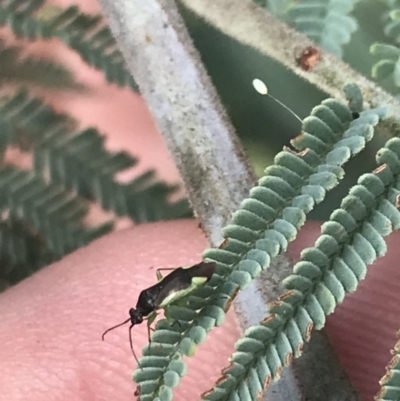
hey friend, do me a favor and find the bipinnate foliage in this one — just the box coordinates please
[2,165,115,251]
[0,0,138,90]
[0,166,113,285]
[371,0,400,89]
[0,39,81,89]
[0,1,192,288]
[0,89,191,223]
[261,0,359,58]
[132,84,387,401]
[376,330,400,401]
[205,139,400,401]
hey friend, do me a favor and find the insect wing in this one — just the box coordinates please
[155,262,216,308]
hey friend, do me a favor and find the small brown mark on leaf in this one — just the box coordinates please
[279,290,296,301]
[222,362,235,375]
[379,368,394,386]
[373,163,387,174]
[223,286,240,312]
[393,332,400,351]
[296,46,320,71]
[267,300,283,311]
[285,352,293,365]
[215,374,230,386]
[274,365,282,379]
[291,131,305,146]
[305,322,313,340]
[388,354,400,369]
[297,342,304,355]
[395,194,400,208]
[261,314,277,325]
[219,238,229,249]
[283,146,309,157]
[263,374,272,389]
[134,385,141,398]
[201,388,215,398]
[375,387,386,399]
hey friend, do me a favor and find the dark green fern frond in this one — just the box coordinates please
[287,0,359,58]
[370,43,400,87]
[370,1,400,88]
[0,39,82,89]
[0,90,191,222]
[0,166,113,258]
[132,84,386,401]
[0,0,138,90]
[0,217,52,289]
[381,0,400,42]
[204,136,400,401]
[376,330,400,401]
[256,0,359,57]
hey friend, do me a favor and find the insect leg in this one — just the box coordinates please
[146,311,158,344]
[156,267,176,281]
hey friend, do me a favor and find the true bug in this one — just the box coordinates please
[102,261,216,364]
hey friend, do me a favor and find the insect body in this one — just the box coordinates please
[102,261,216,364]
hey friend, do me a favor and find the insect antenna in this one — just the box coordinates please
[129,324,141,368]
[102,318,142,368]
[101,317,131,340]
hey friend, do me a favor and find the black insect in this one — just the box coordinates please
[102,261,216,364]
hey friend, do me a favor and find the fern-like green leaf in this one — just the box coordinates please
[203,135,400,401]
[382,1,400,42]
[0,39,82,89]
[255,0,359,56]
[376,330,400,401]
[287,0,359,57]
[0,165,113,258]
[371,43,400,86]
[370,1,400,88]
[133,84,386,401]
[0,0,138,90]
[0,90,191,223]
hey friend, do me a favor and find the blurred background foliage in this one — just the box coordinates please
[0,0,191,289]
[0,0,397,288]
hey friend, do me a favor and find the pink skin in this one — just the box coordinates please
[2,1,400,398]
[0,221,241,401]
[1,220,400,401]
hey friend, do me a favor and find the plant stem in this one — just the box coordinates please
[97,0,256,247]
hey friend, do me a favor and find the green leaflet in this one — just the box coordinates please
[0,39,81,89]
[0,0,138,90]
[0,166,112,260]
[133,84,386,401]
[376,330,400,401]
[371,43,400,86]
[268,0,359,58]
[204,136,400,401]
[370,1,400,88]
[0,87,190,287]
